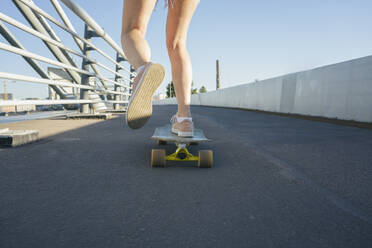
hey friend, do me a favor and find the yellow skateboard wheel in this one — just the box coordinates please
[198,150,213,168]
[151,149,166,168]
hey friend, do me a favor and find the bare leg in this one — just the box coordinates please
[121,0,165,129]
[166,0,199,117]
[121,0,157,91]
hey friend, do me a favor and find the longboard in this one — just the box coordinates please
[151,124,213,168]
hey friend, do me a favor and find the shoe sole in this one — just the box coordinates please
[126,63,165,129]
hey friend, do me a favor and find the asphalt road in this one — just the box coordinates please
[1,105,372,248]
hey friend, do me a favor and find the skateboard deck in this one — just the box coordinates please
[152,124,209,144]
[151,124,213,168]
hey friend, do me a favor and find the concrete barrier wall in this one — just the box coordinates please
[155,55,372,123]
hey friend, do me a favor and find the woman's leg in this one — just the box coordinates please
[121,0,157,70]
[166,0,199,117]
[121,0,165,129]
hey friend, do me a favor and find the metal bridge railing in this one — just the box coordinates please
[0,0,134,113]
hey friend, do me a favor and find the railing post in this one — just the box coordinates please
[114,53,125,110]
[80,24,97,114]
[129,66,135,94]
[127,65,135,106]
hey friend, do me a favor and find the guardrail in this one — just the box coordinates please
[155,55,372,123]
[0,0,134,113]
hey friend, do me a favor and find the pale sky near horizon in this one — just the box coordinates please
[1,0,372,99]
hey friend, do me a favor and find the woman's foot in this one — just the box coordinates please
[126,62,165,129]
[171,114,194,137]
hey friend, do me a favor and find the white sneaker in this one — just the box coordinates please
[126,62,165,129]
[170,114,194,137]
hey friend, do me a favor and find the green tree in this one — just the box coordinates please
[191,81,198,95]
[167,81,200,97]
[199,86,207,93]
[166,81,175,98]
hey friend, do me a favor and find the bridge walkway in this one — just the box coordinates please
[1,105,372,247]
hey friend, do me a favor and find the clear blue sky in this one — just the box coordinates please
[1,0,372,99]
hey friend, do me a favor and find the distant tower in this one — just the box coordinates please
[4,80,8,100]
[216,60,221,90]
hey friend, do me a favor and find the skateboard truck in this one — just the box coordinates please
[165,143,199,161]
